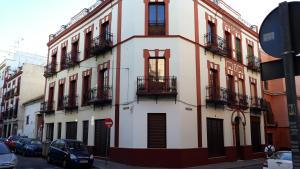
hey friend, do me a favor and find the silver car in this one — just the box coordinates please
[0,143,17,169]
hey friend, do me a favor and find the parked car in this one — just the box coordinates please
[0,142,17,169]
[47,139,94,168]
[16,138,42,156]
[4,136,27,151]
[0,137,6,143]
[263,151,292,169]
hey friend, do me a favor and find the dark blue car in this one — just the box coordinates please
[47,139,94,168]
[16,138,42,156]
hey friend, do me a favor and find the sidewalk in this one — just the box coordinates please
[93,158,264,169]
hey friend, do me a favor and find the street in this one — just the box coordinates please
[16,155,62,169]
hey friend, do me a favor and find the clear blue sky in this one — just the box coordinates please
[0,0,292,62]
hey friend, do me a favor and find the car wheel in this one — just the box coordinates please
[47,155,52,164]
[62,159,68,169]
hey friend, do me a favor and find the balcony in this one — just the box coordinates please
[249,97,267,114]
[247,55,261,72]
[236,51,243,63]
[65,51,80,68]
[136,76,177,102]
[88,86,112,107]
[90,32,113,56]
[148,20,165,35]
[204,33,228,56]
[63,95,78,111]
[40,101,55,114]
[226,90,249,110]
[206,86,227,108]
[44,63,57,77]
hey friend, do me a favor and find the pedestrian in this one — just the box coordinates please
[264,142,275,158]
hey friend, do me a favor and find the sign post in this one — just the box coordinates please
[104,118,113,167]
[260,2,300,168]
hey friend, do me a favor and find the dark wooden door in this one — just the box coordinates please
[235,117,242,159]
[94,119,109,157]
[66,122,77,140]
[147,113,166,148]
[207,118,224,157]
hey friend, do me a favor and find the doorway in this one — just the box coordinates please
[94,119,110,157]
[235,116,242,159]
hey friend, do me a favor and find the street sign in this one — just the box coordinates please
[261,57,300,81]
[259,2,300,58]
[104,118,113,128]
[260,2,300,168]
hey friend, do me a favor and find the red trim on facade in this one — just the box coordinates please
[100,13,112,34]
[114,0,123,148]
[194,0,202,148]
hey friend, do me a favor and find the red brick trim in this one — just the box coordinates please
[49,81,56,88]
[59,78,66,85]
[100,12,112,35]
[207,61,220,87]
[205,12,218,35]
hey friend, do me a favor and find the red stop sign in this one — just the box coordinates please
[104,118,113,128]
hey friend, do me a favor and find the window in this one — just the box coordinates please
[209,69,219,99]
[66,121,77,140]
[207,21,216,45]
[101,22,110,40]
[61,47,67,70]
[69,80,77,107]
[250,82,257,105]
[26,116,29,125]
[251,116,262,152]
[51,53,57,65]
[225,31,232,58]
[71,41,79,62]
[148,56,165,79]
[207,118,225,157]
[84,32,92,59]
[82,75,91,106]
[57,83,64,110]
[82,120,89,145]
[147,113,166,148]
[98,69,109,96]
[238,79,244,95]
[247,45,254,57]
[57,122,62,139]
[227,75,235,102]
[235,38,242,63]
[46,123,54,141]
[148,3,165,35]
[48,86,54,110]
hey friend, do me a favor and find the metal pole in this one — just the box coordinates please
[279,2,300,168]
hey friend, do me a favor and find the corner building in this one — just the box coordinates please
[44,0,265,167]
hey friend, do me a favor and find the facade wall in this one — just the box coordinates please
[44,0,265,167]
[23,100,42,138]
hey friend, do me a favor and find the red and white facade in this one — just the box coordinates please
[44,0,265,167]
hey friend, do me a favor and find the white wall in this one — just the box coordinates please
[23,101,41,138]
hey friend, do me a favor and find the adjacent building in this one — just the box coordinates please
[261,51,291,150]
[1,63,44,137]
[44,0,266,167]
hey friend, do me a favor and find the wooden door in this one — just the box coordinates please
[94,119,109,157]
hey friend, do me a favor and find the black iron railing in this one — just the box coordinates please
[63,95,78,111]
[40,101,55,114]
[247,55,261,72]
[88,86,112,106]
[148,20,165,35]
[236,51,243,63]
[44,63,57,77]
[226,90,249,109]
[206,86,227,107]
[250,97,267,114]
[204,33,228,56]
[90,32,113,56]
[137,76,177,96]
[65,51,80,68]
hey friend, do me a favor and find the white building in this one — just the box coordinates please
[1,63,44,137]
[44,0,265,167]
[22,95,44,139]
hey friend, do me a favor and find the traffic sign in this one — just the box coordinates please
[260,2,300,58]
[104,118,113,128]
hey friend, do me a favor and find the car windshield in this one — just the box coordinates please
[67,141,87,151]
[30,140,42,145]
[273,152,292,161]
[0,144,11,155]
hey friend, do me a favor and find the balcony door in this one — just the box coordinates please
[225,31,232,58]
[207,21,216,45]
[148,56,165,91]
[69,80,77,107]
[101,21,110,41]
[227,75,235,103]
[98,69,109,98]
[209,69,219,100]
[250,83,257,105]
[48,87,54,110]
[148,2,165,35]
[71,41,79,62]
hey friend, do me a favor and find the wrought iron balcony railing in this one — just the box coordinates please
[206,86,227,108]
[63,95,78,111]
[90,32,113,56]
[236,51,243,63]
[247,55,261,72]
[65,51,80,68]
[137,76,177,102]
[249,97,267,114]
[148,20,166,35]
[204,33,228,56]
[44,63,57,77]
[40,101,55,114]
[226,90,249,109]
[88,86,112,107]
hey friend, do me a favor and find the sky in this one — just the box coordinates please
[0,0,294,63]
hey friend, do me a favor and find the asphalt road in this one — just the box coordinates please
[16,155,62,169]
